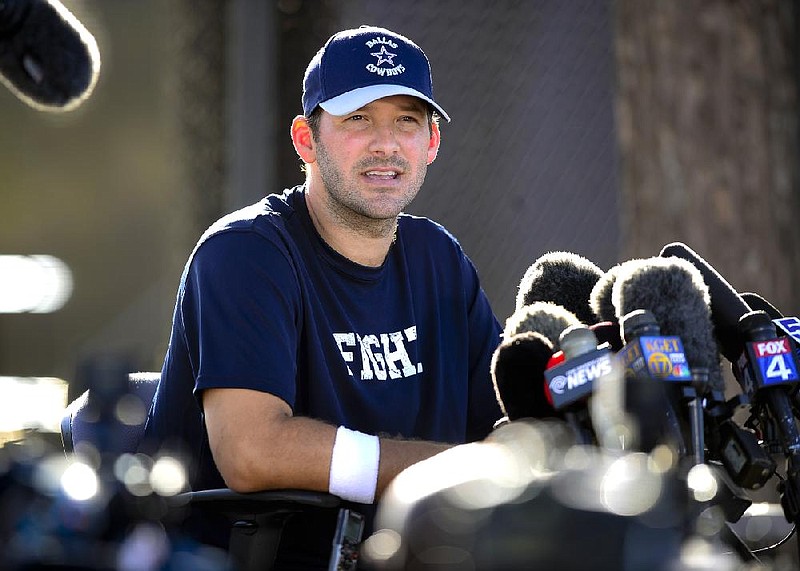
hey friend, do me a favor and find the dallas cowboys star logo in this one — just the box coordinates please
[370,45,397,66]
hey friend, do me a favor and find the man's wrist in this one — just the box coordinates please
[328,426,380,504]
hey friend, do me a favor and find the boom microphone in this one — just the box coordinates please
[516,251,604,325]
[659,243,800,516]
[741,292,784,320]
[659,242,749,364]
[0,0,100,111]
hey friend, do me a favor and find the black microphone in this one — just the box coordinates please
[516,251,604,325]
[741,291,800,368]
[491,332,557,421]
[589,261,627,324]
[659,243,800,500]
[616,309,690,455]
[613,255,724,393]
[0,0,100,111]
[741,292,785,321]
[503,301,581,350]
[612,256,729,466]
[493,302,584,423]
[590,260,645,352]
[659,242,748,365]
[543,324,614,444]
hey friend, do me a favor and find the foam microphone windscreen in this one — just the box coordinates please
[504,301,581,350]
[491,331,556,420]
[659,242,751,363]
[515,251,604,325]
[0,0,100,111]
[613,256,724,392]
[589,260,646,324]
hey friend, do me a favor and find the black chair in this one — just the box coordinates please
[60,372,357,571]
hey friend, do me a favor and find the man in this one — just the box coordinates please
[143,25,503,567]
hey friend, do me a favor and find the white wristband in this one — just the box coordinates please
[328,426,380,504]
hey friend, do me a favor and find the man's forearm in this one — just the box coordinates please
[203,388,452,501]
[376,437,452,497]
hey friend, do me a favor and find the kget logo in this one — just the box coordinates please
[644,338,681,353]
[647,352,673,377]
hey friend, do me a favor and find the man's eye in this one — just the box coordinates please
[347,114,364,121]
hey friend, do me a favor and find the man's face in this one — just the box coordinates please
[310,95,440,222]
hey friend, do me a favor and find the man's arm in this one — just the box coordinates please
[202,387,451,499]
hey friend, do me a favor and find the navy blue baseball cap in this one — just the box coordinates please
[302,25,450,122]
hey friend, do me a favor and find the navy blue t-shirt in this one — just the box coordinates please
[143,186,502,564]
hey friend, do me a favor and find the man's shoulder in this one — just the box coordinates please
[398,212,462,252]
[197,187,303,244]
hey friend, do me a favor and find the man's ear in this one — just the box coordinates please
[291,115,315,164]
[427,121,441,165]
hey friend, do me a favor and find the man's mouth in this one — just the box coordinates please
[364,170,400,180]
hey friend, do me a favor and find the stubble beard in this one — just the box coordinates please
[314,139,427,239]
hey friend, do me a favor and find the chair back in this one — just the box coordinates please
[61,371,160,454]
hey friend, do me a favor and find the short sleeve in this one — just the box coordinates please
[462,252,504,440]
[180,230,302,407]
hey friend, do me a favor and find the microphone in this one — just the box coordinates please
[589,261,627,324]
[659,242,747,365]
[590,260,645,352]
[491,332,557,421]
[503,301,581,349]
[617,309,690,455]
[543,325,614,444]
[612,256,728,465]
[494,302,582,422]
[544,325,611,412]
[741,292,784,321]
[0,0,100,111]
[588,321,623,352]
[658,243,796,496]
[516,251,604,325]
[613,255,724,393]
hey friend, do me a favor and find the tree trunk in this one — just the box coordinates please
[615,0,800,313]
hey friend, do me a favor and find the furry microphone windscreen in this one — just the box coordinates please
[0,0,100,111]
[659,242,752,365]
[491,331,556,421]
[515,251,604,325]
[504,301,581,350]
[589,261,642,324]
[612,257,725,392]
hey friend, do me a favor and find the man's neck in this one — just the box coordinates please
[304,184,397,268]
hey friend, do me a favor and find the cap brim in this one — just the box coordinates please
[319,84,450,122]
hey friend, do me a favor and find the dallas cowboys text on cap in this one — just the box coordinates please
[302,25,450,122]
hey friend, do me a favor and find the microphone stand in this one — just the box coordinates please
[765,389,800,561]
[684,368,709,466]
